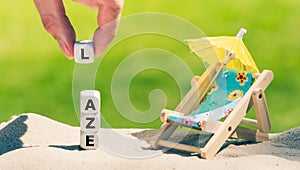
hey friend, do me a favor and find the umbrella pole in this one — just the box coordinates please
[222,28,248,69]
[222,50,235,66]
[236,28,247,40]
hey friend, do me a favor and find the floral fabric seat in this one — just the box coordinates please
[167,68,253,129]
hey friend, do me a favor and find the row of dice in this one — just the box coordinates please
[75,40,100,149]
[80,90,101,149]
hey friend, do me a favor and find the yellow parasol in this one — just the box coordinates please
[186,28,259,73]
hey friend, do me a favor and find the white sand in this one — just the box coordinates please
[0,113,299,169]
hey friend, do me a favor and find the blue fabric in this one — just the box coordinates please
[167,68,253,129]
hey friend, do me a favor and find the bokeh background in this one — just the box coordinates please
[0,0,299,132]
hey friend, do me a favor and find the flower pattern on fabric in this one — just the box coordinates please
[224,108,234,116]
[207,82,218,95]
[236,71,248,86]
[180,117,194,126]
[227,89,243,101]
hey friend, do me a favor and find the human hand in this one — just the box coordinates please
[34,0,124,59]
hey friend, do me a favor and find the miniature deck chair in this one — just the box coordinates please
[150,28,274,159]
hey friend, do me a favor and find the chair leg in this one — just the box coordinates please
[201,96,250,159]
[252,89,271,133]
[150,123,178,149]
[201,70,274,159]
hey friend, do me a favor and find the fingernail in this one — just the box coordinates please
[58,40,73,59]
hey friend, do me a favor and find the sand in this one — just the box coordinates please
[0,113,299,169]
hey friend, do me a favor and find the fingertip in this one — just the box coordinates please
[93,28,115,57]
[93,40,105,57]
[58,40,74,60]
[66,55,74,60]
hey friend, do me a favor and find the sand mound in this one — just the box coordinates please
[271,127,300,149]
[0,113,299,169]
[217,127,300,162]
[0,114,78,155]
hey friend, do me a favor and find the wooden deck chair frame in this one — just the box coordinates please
[150,62,274,159]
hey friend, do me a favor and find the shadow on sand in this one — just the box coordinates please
[131,129,257,157]
[0,115,28,155]
[49,145,82,151]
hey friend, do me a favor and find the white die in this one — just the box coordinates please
[80,90,100,114]
[80,113,100,132]
[74,40,94,64]
[80,130,99,150]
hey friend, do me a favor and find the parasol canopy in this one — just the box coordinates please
[186,28,259,73]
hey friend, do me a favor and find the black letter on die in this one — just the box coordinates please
[81,48,89,60]
[85,99,96,111]
[86,117,95,129]
[86,135,95,146]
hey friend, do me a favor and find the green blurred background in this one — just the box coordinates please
[0,0,299,132]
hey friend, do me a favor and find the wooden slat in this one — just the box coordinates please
[157,140,202,154]
[160,109,184,122]
[252,89,271,133]
[150,123,177,148]
[230,126,269,141]
[201,95,251,159]
[176,62,222,115]
[201,119,266,142]
[191,76,201,87]
[201,119,221,133]
[241,118,258,127]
